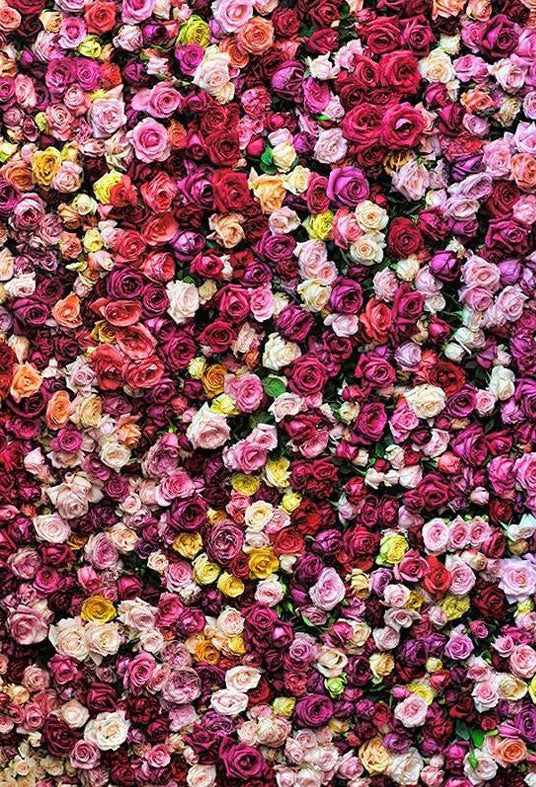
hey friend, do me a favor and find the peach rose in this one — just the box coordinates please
[52,293,83,328]
[237,17,274,55]
[46,390,72,430]
[10,363,42,402]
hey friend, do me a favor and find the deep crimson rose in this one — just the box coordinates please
[288,354,329,396]
[212,169,250,212]
[198,320,237,352]
[361,17,402,53]
[341,102,383,147]
[381,102,425,148]
[387,217,423,256]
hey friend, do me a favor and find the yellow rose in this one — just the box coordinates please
[232,474,260,496]
[78,394,103,428]
[0,141,17,163]
[177,15,210,47]
[188,357,207,380]
[83,228,103,252]
[32,147,61,187]
[93,171,122,204]
[264,457,290,488]
[193,554,220,585]
[227,634,246,655]
[407,589,425,610]
[370,653,394,680]
[426,658,443,673]
[174,532,203,559]
[80,596,116,624]
[281,491,301,512]
[207,508,225,525]
[210,394,238,415]
[359,738,391,775]
[350,570,370,598]
[217,572,245,597]
[78,35,102,58]
[249,172,285,214]
[248,547,279,579]
[305,210,334,241]
[272,142,297,173]
[273,697,296,717]
[441,593,470,621]
[91,320,115,344]
[378,533,408,565]
[194,640,220,665]
[407,682,435,705]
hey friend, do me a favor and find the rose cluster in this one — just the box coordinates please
[2,0,536,785]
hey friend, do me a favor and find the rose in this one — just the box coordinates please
[326,167,369,207]
[287,354,329,396]
[219,740,264,780]
[9,603,48,644]
[294,694,334,727]
[381,103,425,149]
[309,567,346,610]
[84,711,130,751]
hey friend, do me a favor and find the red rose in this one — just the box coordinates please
[423,556,452,596]
[381,103,425,149]
[90,344,124,390]
[123,355,164,389]
[341,102,383,148]
[287,354,329,396]
[380,51,421,94]
[212,170,250,213]
[0,343,15,399]
[427,360,465,395]
[361,17,402,54]
[199,320,237,352]
[272,528,305,557]
[84,0,116,33]
[204,130,241,167]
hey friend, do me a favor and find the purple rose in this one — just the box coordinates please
[327,166,370,207]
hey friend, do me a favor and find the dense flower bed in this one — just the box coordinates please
[2,0,536,784]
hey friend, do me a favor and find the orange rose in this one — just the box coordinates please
[237,17,274,55]
[220,37,249,69]
[488,736,527,767]
[46,390,72,430]
[10,363,43,402]
[52,294,82,328]
[1,160,33,191]
[512,153,536,192]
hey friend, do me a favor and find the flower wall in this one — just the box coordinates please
[1,0,536,785]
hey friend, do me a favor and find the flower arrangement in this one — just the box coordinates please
[1,0,536,784]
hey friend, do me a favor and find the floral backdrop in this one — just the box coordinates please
[2,0,536,784]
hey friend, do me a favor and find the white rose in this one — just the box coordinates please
[49,618,89,661]
[60,700,89,728]
[33,514,70,544]
[210,688,249,716]
[85,622,121,661]
[84,711,130,751]
[404,384,446,419]
[262,333,301,371]
[166,280,200,324]
[187,764,217,787]
[354,200,388,232]
[296,280,330,312]
[489,365,515,401]
[225,666,261,692]
[99,439,131,470]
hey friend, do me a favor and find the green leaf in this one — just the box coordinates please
[470,729,485,748]
[263,376,286,398]
[456,721,470,741]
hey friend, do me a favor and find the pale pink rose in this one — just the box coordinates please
[213,0,253,32]
[90,96,127,138]
[9,603,49,645]
[250,286,276,321]
[225,374,264,413]
[70,740,100,770]
[499,557,536,601]
[187,764,217,787]
[392,160,430,201]
[187,405,230,450]
[127,118,170,163]
[445,556,476,595]
[314,128,347,164]
[394,695,428,727]
[510,644,536,678]
[309,568,346,611]
[210,688,249,716]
